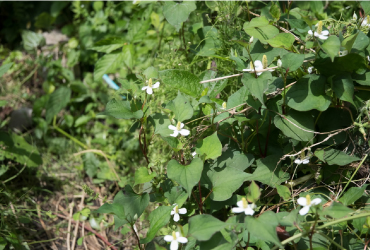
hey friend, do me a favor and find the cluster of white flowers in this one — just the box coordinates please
[163,204,188,249]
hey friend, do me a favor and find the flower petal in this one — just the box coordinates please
[302,159,310,164]
[146,87,153,94]
[318,35,328,40]
[152,82,160,88]
[232,207,244,213]
[294,159,302,164]
[244,206,255,216]
[297,197,307,206]
[192,152,197,157]
[178,237,188,243]
[142,86,148,90]
[171,210,175,215]
[180,122,184,129]
[173,213,180,222]
[308,30,313,35]
[321,30,330,35]
[168,125,177,131]
[179,208,187,214]
[170,130,179,137]
[164,235,173,242]
[236,200,244,208]
[170,240,179,250]
[311,198,322,206]
[254,60,263,69]
[179,129,190,136]
[299,206,310,216]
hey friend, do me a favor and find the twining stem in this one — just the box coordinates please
[337,154,368,199]
[53,116,88,150]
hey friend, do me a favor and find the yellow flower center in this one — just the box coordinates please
[306,195,311,205]
[242,197,248,209]
[250,61,254,70]
[172,231,177,240]
[262,55,268,69]
[222,102,227,109]
[148,78,153,88]
[175,205,179,214]
[176,121,181,131]
[317,21,323,34]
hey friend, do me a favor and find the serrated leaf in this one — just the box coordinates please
[122,44,135,69]
[315,148,360,166]
[321,36,340,62]
[90,37,125,53]
[163,1,196,31]
[45,87,71,123]
[101,99,143,120]
[21,30,45,51]
[274,110,315,141]
[196,133,222,160]
[286,74,331,112]
[0,63,13,78]
[167,158,203,195]
[188,214,226,241]
[94,53,124,81]
[140,206,173,244]
[159,70,202,98]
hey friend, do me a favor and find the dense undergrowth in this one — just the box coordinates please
[1,1,370,250]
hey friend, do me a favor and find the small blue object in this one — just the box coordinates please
[103,74,120,90]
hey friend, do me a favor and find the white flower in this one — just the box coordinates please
[142,78,160,95]
[362,16,370,27]
[243,60,264,76]
[231,197,255,215]
[191,151,197,157]
[367,55,370,62]
[294,157,310,165]
[307,66,314,74]
[277,59,282,68]
[339,50,348,57]
[352,12,358,21]
[168,121,190,137]
[297,195,322,215]
[308,29,329,40]
[170,204,187,222]
[249,36,254,43]
[164,231,188,250]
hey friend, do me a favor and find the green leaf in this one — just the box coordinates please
[315,148,360,166]
[101,99,143,120]
[205,165,250,201]
[339,186,366,206]
[0,63,13,78]
[196,133,222,160]
[341,33,359,52]
[361,1,370,15]
[164,187,188,207]
[21,30,45,51]
[276,185,291,200]
[90,37,125,53]
[45,87,71,123]
[140,206,173,244]
[353,71,370,86]
[332,74,355,106]
[94,53,124,81]
[163,1,196,31]
[159,70,202,98]
[95,203,125,219]
[352,31,369,52]
[245,155,289,188]
[188,214,226,241]
[134,167,157,186]
[0,131,43,167]
[227,86,249,110]
[243,16,279,44]
[246,181,261,203]
[269,2,281,20]
[150,113,172,137]
[323,201,353,219]
[166,92,194,122]
[245,211,283,248]
[122,44,135,69]
[113,185,150,223]
[274,110,315,141]
[167,158,203,195]
[286,74,331,112]
[82,152,100,177]
[192,26,221,56]
[281,53,305,72]
[241,72,272,106]
[266,33,295,50]
[321,36,340,62]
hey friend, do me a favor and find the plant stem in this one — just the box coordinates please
[337,154,368,199]
[130,223,143,250]
[198,181,203,214]
[52,116,88,150]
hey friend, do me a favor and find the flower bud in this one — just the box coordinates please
[277,59,282,68]
[353,12,358,21]
[249,36,254,44]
